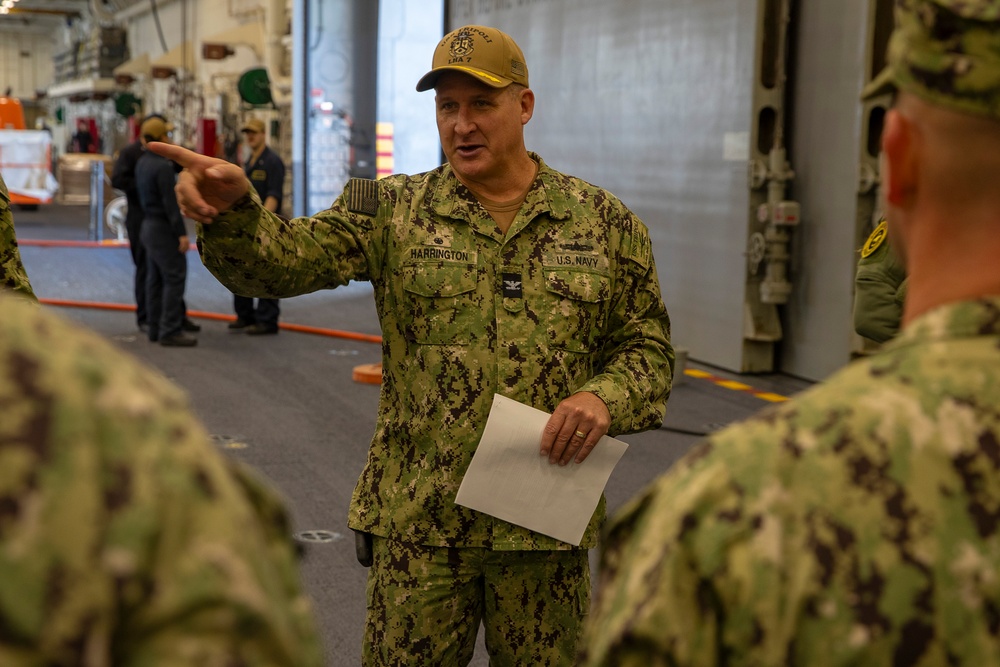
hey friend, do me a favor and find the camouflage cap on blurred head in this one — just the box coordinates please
[862,0,1000,119]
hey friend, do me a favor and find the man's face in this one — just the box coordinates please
[243,129,265,152]
[434,72,533,187]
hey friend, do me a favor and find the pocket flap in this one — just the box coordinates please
[544,269,610,304]
[402,263,477,298]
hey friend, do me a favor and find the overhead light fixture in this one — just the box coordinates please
[202,43,235,60]
[1,2,13,8]
[151,66,176,79]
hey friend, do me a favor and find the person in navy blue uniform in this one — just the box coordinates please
[111,113,199,335]
[228,117,285,335]
[136,117,197,347]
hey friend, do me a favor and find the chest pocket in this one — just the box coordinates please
[542,268,611,353]
[401,262,477,345]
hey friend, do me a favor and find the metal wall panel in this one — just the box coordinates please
[0,29,56,98]
[780,0,872,380]
[448,0,763,372]
[299,0,378,214]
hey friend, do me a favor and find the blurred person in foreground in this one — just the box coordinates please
[150,24,673,666]
[0,173,35,300]
[111,113,200,335]
[0,188,323,667]
[579,1,1000,665]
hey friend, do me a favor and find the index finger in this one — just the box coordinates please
[146,141,214,170]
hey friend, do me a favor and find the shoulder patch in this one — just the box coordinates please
[347,178,379,216]
[628,221,652,271]
[860,219,888,258]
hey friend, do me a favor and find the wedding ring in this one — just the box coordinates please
[574,430,587,439]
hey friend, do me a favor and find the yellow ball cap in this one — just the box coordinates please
[241,118,266,134]
[416,25,529,92]
[140,117,174,141]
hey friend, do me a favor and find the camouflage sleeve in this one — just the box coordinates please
[198,179,380,299]
[854,228,907,343]
[582,399,882,666]
[582,333,1000,665]
[577,439,735,667]
[576,211,673,435]
[0,296,324,667]
[0,176,36,301]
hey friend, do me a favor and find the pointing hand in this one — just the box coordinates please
[147,142,248,223]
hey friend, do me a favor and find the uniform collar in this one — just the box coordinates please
[247,145,268,165]
[885,297,1000,352]
[430,152,573,225]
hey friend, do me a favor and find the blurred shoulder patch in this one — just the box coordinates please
[860,219,888,258]
[347,178,379,216]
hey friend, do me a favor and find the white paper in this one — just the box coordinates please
[455,394,629,546]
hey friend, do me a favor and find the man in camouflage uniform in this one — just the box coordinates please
[151,24,673,666]
[0,294,324,664]
[0,174,36,300]
[579,1,1000,665]
[854,218,908,343]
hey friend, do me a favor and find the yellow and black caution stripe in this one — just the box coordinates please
[684,368,790,403]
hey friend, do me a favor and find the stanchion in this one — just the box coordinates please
[88,160,104,243]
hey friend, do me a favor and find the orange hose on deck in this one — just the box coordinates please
[40,298,135,311]
[279,322,383,344]
[37,298,382,345]
[26,242,381,344]
[19,240,128,248]
[20,239,197,250]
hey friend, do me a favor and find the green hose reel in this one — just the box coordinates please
[237,68,275,108]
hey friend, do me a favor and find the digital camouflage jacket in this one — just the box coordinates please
[199,154,674,550]
[0,295,324,667]
[581,297,1000,666]
[0,175,35,300]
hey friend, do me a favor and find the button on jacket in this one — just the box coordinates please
[199,154,674,551]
